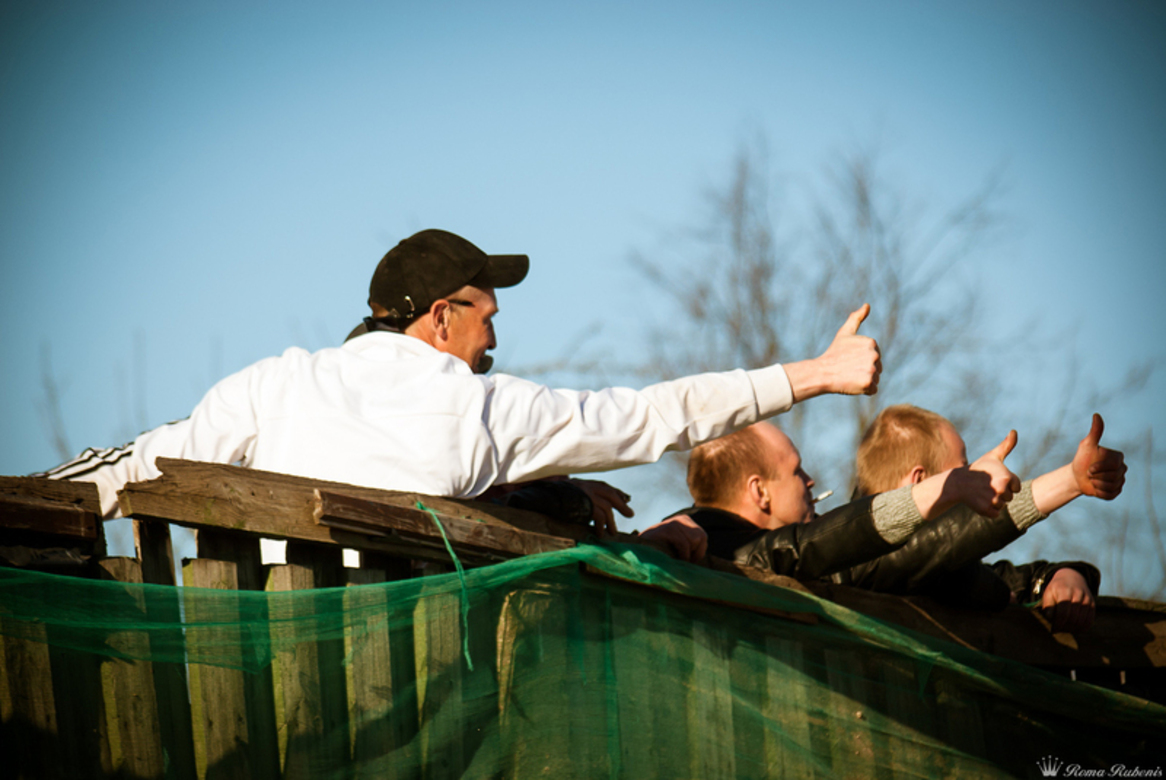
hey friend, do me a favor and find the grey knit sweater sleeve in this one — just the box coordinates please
[1005,480,1045,531]
[870,486,925,544]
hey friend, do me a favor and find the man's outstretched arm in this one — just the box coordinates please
[490,304,884,486]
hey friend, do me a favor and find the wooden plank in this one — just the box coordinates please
[607,594,692,776]
[763,636,821,779]
[268,542,349,780]
[96,557,166,779]
[705,554,814,593]
[184,557,281,780]
[345,566,418,779]
[0,616,63,779]
[48,638,113,778]
[822,647,885,777]
[496,586,558,777]
[806,580,1166,669]
[357,550,413,580]
[117,459,577,565]
[0,494,98,540]
[688,620,736,779]
[583,561,819,626]
[119,457,587,540]
[0,476,102,514]
[134,519,177,586]
[315,490,575,557]
[606,594,657,776]
[726,631,766,777]
[201,529,281,778]
[0,603,112,778]
[131,520,199,780]
[414,581,467,778]
[0,477,105,561]
[878,654,946,779]
[495,580,611,778]
[933,673,992,775]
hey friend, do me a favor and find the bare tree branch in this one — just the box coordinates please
[36,342,72,461]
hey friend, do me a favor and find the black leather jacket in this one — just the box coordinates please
[826,504,1100,608]
[684,499,1100,609]
[680,496,903,580]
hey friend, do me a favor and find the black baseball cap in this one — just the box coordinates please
[369,229,529,321]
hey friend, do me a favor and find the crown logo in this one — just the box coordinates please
[1036,756,1063,778]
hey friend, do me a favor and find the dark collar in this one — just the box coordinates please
[344,316,404,343]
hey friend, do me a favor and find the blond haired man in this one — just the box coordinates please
[845,405,1126,632]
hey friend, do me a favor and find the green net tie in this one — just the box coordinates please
[416,500,474,671]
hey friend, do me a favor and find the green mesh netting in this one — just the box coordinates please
[2,542,1164,779]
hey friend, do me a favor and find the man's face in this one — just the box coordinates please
[444,285,498,372]
[936,421,969,473]
[755,424,816,529]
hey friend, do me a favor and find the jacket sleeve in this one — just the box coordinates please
[827,480,1050,597]
[484,365,794,486]
[734,496,902,580]
[35,360,265,518]
[829,504,1024,594]
[989,559,1102,604]
[491,480,594,527]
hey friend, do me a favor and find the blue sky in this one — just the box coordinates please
[2,1,1163,581]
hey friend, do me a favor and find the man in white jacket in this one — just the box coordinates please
[40,229,882,556]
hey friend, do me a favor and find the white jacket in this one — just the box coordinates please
[44,332,795,517]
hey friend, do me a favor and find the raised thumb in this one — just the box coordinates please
[1086,413,1104,446]
[837,303,871,337]
[991,429,1018,461]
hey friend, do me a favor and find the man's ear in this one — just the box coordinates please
[430,300,452,340]
[746,475,770,512]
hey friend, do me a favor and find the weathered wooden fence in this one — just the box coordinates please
[2,460,1165,779]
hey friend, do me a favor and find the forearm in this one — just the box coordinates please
[1030,464,1082,516]
[781,359,831,402]
[906,469,957,520]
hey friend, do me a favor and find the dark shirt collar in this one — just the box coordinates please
[670,505,767,561]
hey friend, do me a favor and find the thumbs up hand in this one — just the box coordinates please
[961,430,1023,517]
[1071,414,1127,500]
[793,303,881,398]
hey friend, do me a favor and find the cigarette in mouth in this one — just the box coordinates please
[813,490,834,504]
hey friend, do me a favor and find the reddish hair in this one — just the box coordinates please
[687,425,778,506]
[855,405,952,496]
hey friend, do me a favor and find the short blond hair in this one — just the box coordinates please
[855,405,952,496]
[687,425,777,507]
